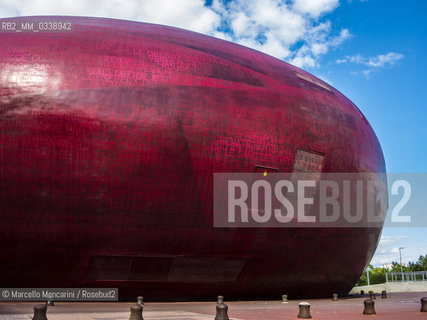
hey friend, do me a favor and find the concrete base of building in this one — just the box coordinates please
[351,281,427,294]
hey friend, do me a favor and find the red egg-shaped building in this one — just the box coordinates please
[0,16,386,300]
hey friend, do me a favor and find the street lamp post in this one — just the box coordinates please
[399,247,405,281]
[366,267,370,286]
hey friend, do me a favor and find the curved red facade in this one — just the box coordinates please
[0,17,386,300]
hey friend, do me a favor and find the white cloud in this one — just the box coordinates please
[139,0,221,34]
[337,52,404,67]
[0,0,351,69]
[230,12,252,37]
[378,235,407,246]
[293,0,340,18]
[0,0,221,34]
[370,235,409,266]
[337,52,404,77]
[366,52,404,67]
[389,247,400,254]
[215,0,350,67]
[289,22,351,67]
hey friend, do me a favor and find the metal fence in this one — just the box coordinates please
[386,271,427,282]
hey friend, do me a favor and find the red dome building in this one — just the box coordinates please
[0,16,386,300]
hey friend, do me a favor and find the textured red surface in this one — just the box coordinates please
[0,16,386,300]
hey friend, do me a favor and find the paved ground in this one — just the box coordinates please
[0,292,425,319]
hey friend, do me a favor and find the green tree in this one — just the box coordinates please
[356,271,368,286]
[409,255,427,271]
[355,264,386,286]
[391,261,409,273]
[355,254,426,287]
[369,267,387,284]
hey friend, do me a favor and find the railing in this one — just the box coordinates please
[386,271,427,282]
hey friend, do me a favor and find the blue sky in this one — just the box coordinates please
[1,0,425,267]
[307,0,427,267]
